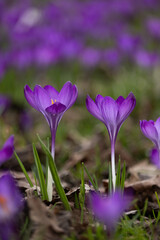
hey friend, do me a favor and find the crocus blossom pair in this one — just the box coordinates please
[86,93,136,190]
[140,118,160,168]
[89,190,132,231]
[25,82,136,192]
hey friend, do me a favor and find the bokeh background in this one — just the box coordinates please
[1,0,160,172]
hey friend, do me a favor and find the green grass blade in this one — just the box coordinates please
[93,174,98,190]
[20,217,29,237]
[14,151,33,187]
[155,191,160,208]
[142,199,148,218]
[32,143,48,201]
[82,162,97,191]
[74,193,80,209]
[121,161,126,192]
[152,209,156,220]
[156,211,160,224]
[37,134,71,211]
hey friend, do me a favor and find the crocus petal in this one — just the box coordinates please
[34,85,51,111]
[116,96,125,106]
[101,96,119,140]
[150,148,160,168]
[95,94,104,110]
[67,84,78,109]
[57,81,73,106]
[154,117,160,139]
[0,174,23,221]
[44,85,59,100]
[117,92,136,126]
[3,135,14,148]
[140,120,158,146]
[101,96,119,126]
[45,102,66,114]
[24,85,39,111]
[86,95,104,122]
[0,136,14,165]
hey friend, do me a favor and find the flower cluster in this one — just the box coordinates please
[1,0,160,78]
[3,78,160,237]
[24,82,135,233]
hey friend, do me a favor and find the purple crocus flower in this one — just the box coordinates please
[19,110,32,132]
[89,191,131,231]
[0,174,23,240]
[0,136,14,166]
[80,48,101,67]
[140,118,160,149]
[24,81,78,157]
[86,93,136,190]
[0,95,11,115]
[103,48,121,67]
[134,50,160,67]
[146,18,160,39]
[150,148,160,169]
[140,118,160,168]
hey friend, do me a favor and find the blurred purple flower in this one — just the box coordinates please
[140,118,160,168]
[147,18,160,39]
[103,49,121,67]
[34,45,59,66]
[134,50,160,67]
[0,95,11,114]
[1,0,160,73]
[110,0,134,16]
[117,33,141,54]
[0,173,23,240]
[62,40,82,60]
[80,48,101,67]
[140,118,160,149]
[24,81,78,157]
[86,93,136,190]
[89,191,132,231]
[19,110,32,132]
[0,136,14,166]
[11,48,33,69]
[150,148,160,168]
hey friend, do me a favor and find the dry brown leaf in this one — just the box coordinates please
[127,160,159,182]
[11,170,37,192]
[28,197,71,240]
